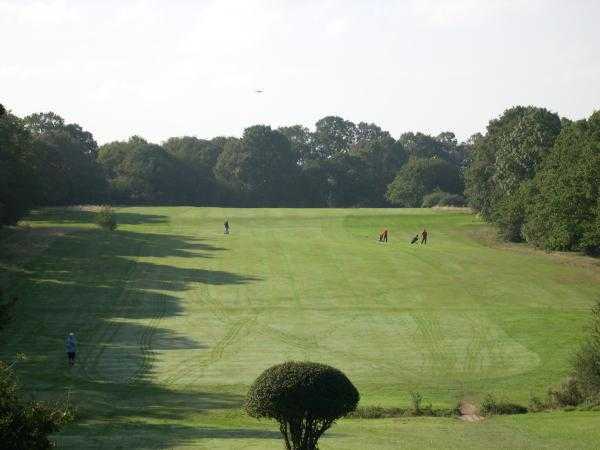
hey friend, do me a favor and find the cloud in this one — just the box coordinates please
[408,0,542,28]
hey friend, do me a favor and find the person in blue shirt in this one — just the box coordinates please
[66,333,77,367]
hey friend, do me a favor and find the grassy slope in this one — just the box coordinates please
[1,206,599,449]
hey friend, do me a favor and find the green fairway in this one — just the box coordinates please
[1,207,600,449]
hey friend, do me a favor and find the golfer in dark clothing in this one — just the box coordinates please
[421,229,428,244]
[410,234,419,244]
[224,220,230,234]
[66,333,76,367]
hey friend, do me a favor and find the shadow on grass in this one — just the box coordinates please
[58,422,280,450]
[26,208,169,226]
[0,222,267,449]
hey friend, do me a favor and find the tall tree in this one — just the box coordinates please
[350,136,406,206]
[214,126,299,206]
[278,125,314,165]
[399,132,453,161]
[523,111,600,254]
[162,136,221,204]
[98,137,182,203]
[0,112,38,224]
[313,116,357,159]
[465,106,561,229]
[24,112,105,205]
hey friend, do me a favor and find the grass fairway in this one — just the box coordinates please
[1,207,600,449]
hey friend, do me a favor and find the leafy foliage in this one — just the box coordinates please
[23,113,106,205]
[0,112,38,225]
[547,378,585,408]
[245,361,359,450]
[95,205,117,231]
[98,137,182,203]
[214,126,299,206]
[522,112,600,253]
[479,394,527,415]
[573,302,600,399]
[0,361,71,450]
[386,158,463,207]
[465,106,561,225]
[162,136,221,204]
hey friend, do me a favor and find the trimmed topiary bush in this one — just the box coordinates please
[245,361,359,450]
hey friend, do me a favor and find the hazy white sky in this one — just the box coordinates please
[2,0,599,144]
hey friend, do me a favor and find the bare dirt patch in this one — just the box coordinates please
[458,401,484,422]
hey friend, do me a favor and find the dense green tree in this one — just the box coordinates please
[0,113,38,225]
[355,122,391,146]
[246,361,359,450]
[23,112,106,205]
[493,107,561,198]
[313,116,357,159]
[162,136,221,204]
[214,125,299,206]
[399,132,451,161]
[465,106,561,241]
[386,157,463,207]
[278,125,314,165]
[324,153,371,207]
[98,137,182,203]
[350,136,406,206]
[522,112,600,253]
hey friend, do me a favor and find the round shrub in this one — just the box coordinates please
[246,361,359,450]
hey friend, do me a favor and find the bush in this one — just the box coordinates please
[0,360,71,449]
[349,406,406,419]
[245,361,359,450]
[421,190,467,208]
[573,301,600,398]
[95,205,117,231]
[349,403,458,419]
[547,377,584,407]
[528,395,547,412]
[480,394,527,415]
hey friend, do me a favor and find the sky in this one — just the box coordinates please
[1,0,599,145]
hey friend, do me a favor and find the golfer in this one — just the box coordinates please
[224,220,230,234]
[66,332,77,367]
[421,229,428,244]
[379,229,388,242]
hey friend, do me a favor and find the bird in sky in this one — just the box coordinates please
[255,89,264,93]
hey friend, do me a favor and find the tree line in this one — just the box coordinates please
[465,106,600,255]
[1,102,599,254]
[1,105,468,223]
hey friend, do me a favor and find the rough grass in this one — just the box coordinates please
[1,206,600,449]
